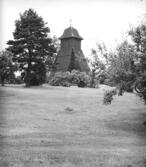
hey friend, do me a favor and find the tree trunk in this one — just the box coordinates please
[25,62,31,87]
[25,51,32,87]
[25,73,30,87]
[90,70,95,88]
[0,75,5,86]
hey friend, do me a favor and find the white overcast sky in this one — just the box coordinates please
[1,0,146,56]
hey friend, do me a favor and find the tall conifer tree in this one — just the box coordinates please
[7,8,56,87]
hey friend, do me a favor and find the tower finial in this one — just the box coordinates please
[70,17,72,27]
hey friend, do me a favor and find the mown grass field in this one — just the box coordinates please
[0,84,146,167]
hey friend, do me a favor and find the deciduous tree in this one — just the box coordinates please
[89,43,107,87]
[108,41,137,93]
[0,50,16,86]
[129,24,146,103]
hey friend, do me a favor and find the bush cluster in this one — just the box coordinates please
[48,70,90,87]
[13,76,24,84]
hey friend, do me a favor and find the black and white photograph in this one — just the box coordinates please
[0,0,146,166]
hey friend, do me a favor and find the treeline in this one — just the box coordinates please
[89,23,146,103]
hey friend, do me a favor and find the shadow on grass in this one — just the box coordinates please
[106,112,146,138]
[0,84,63,91]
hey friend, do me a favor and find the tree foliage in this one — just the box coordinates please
[89,43,107,87]
[129,24,146,103]
[105,22,146,102]
[107,41,137,92]
[7,8,56,87]
[129,24,146,72]
[0,50,16,86]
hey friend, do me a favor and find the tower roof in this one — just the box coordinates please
[59,26,83,40]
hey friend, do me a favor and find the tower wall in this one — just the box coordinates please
[61,38,81,53]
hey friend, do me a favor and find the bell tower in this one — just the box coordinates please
[54,25,90,72]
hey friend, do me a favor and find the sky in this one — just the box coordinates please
[1,0,146,57]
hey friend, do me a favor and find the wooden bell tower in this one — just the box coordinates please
[54,25,90,73]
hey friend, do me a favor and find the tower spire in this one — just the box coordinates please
[70,17,73,36]
[70,17,72,27]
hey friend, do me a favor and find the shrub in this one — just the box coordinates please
[103,89,117,105]
[78,80,86,88]
[49,72,71,87]
[110,88,117,96]
[61,81,71,87]
[49,70,90,87]
[124,82,134,92]
[14,76,24,84]
[135,76,146,104]
[71,70,90,87]
[103,78,115,87]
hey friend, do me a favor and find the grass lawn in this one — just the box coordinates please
[0,84,146,167]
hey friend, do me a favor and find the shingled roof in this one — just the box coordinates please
[59,26,83,40]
